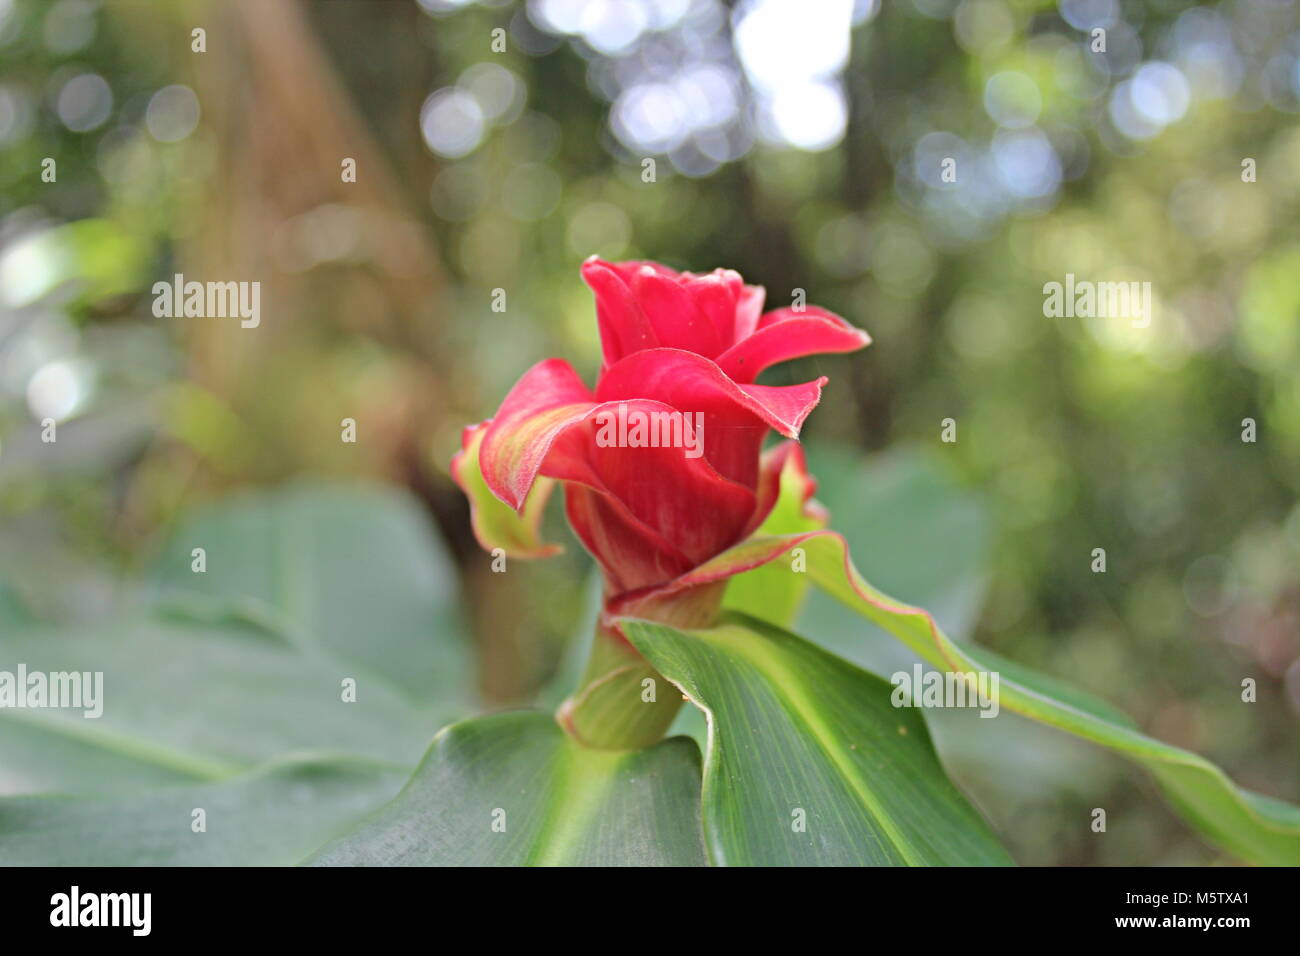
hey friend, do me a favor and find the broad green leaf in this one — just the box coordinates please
[0,617,441,795]
[308,712,707,866]
[624,615,1013,866]
[721,531,1300,865]
[0,756,406,866]
[148,481,472,706]
[0,717,197,797]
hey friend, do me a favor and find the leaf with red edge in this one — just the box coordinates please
[628,528,1300,866]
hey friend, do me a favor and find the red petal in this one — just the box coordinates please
[451,422,561,559]
[734,284,766,342]
[479,359,596,510]
[608,531,820,620]
[627,265,725,359]
[564,484,695,594]
[715,305,871,382]
[595,348,827,488]
[680,269,743,346]
[581,257,659,367]
[542,400,759,572]
[597,349,824,436]
[482,360,760,586]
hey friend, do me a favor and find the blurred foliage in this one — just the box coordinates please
[1,0,1298,863]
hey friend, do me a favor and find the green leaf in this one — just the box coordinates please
[148,481,472,706]
[0,756,406,866]
[642,506,1300,864]
[0,717,198,798]
[623,615,1013,866]
[0,617,441,795]
[722,442,827,628]
[797,446,990,664]
[786,530,1300,865]
[308,712,707,866]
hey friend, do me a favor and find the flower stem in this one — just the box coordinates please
[555,580,726,750]
[555,623,684,750]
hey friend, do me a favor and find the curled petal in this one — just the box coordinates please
[564,484,695,594]
[479,358,596,510]
[604,447,829,621]
[481,362,761,581]
[581,258,660,368]
[628,265,725,359]
[584,258,762,364]
[715,306,871,382]
[544,401,759,571]
[608,531,820,620]
[596,348,828,489]
[595,348,827,489]
[597,349,824,438]
[451,422,561,559]
[679,269,744,346]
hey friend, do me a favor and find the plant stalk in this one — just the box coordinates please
[556,580,725,750]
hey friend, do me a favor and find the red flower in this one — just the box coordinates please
[452,256,869,618]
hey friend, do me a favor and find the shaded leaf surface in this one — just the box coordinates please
[309,712,706,866]
[0,618,441,795]
[148,481,472,706]
[0,757,405,866]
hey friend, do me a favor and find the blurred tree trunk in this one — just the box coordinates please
[133,0,533,704]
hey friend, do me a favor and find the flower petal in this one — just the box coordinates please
[734,284,766,342]
[481,360,761,587]
[581,257,659,367]
[608,531,818,620]
[715,306,871,382]
[543,400,760,574]
[564,484,696,594]
[451,422,561,559]
[627,264,725,358]
[479,358,596,510]
[595,348,828,487]
[680,269,744,346]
